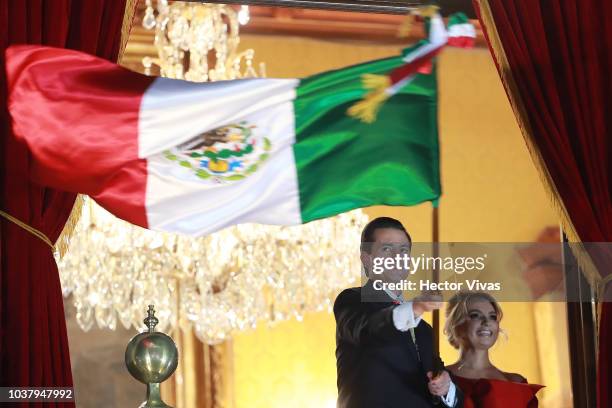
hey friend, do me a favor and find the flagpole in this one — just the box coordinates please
[432,205,442,374]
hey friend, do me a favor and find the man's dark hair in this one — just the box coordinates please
[360,217,412,253]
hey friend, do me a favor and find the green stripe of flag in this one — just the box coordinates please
[293,51,440,223]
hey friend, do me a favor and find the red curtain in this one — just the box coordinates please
[0,0,131,405]
[472,0,611,406]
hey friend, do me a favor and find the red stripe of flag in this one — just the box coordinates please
[5,45,154,227]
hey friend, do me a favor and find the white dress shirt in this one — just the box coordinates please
[384,289,457,407]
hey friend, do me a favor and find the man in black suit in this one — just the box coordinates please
[334,217,461,408]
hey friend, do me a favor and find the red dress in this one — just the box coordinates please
[454,375,544,408]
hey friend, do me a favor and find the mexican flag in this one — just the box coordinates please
[6,17,450,236]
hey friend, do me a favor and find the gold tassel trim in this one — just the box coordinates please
[54,194,85,259]
[0,209,54,249]
[416,5,440,18]
[0,194,85,259]
[600,274,612,301]
[397,14,415,38]
[398,5,440,38]
[347,74,391,123]
[601,273,612,287]
[475,0,602,290]
[117,0,139,64]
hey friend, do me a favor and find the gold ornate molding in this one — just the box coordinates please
[120,0,484,72]
[161,328,234,408]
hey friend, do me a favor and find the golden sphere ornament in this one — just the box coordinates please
[125,305,178,408]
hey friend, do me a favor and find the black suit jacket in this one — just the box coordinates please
[334,282,462,408]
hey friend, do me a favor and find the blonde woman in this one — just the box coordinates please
[444,292,543,407]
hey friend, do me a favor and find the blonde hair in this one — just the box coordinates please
[444,291,503,349]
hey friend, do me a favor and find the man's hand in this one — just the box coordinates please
[427,370,451,397]
[412,291,443,318]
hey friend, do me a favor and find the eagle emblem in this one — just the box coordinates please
[163,121,271,182]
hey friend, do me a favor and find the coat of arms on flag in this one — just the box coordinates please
[161,121,272,183]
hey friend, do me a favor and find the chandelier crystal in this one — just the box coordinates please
[141,0,263,81]
[58,198,366,344]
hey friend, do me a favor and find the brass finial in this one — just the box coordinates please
[126,304,178,408]
[144,305,159,333]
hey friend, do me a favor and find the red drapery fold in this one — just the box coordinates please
[0,1,131,406]
[472,0,611,407]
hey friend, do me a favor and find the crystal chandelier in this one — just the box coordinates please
[58,198,366,344]
[141,0,263,81]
